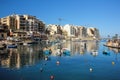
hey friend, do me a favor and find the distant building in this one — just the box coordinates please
[87,27,100,39]
[46,24,57,35]
[63,24,76,37]
[77,26,87,38]
[46,24,63,35]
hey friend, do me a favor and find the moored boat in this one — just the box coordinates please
[0,46,4,50]
[62,48,71,56]
[103,50,110,55]
[7,44,17,48]
[91,50,98,56]
[43,49,52,55]
[103,44,120,49]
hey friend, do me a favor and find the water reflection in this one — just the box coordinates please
[50,41,99,56]
[106,47,120,61]
[108,47,120,53]
[0,41,99,69]
[0,45,44,69]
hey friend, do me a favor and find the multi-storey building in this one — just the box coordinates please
[15,15,26,30]
[0,16,16,30]
[63,24,77,37]
[87,27,100,39]
[0,24,8,39]
[0,18,1,25]
[46,24,63,35]
[46,24,57,35]
[77,26,87,38]
[0,14,45,34]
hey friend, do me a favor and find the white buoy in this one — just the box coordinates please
[56,61,60,65]
[45,57,48,61]
[89,68,93,72]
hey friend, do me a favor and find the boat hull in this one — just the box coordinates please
[103,44,120,49]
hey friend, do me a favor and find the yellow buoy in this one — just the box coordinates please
[112,61,115,65]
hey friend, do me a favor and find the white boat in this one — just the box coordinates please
[91,50,98,56]
[23,43,27,46]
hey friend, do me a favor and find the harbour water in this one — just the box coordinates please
[0,41,120,80]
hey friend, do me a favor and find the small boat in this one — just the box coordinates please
[43,49,52,55]
[103,50,110,55]
[7,44,17,48]
[27,42,33,44]
[0,44,7,50]
[0,46,5,50]
[56,49,62,56]
[91,50,98,56]
[103,44,120,49]
[62,48,71,56]
[23,42,28,46]
[44,56,51,61]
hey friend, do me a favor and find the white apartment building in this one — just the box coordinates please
[63,24,76,37]
[47,24,100,39]
[47,24,63,35]
[47,24,58,35]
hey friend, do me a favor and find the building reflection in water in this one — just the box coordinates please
[50,41,99,56]
[0,45,44,69]
[0,41,99,69]
[86,41,99,52]
[107,47,120,61]
[108,47,120,53]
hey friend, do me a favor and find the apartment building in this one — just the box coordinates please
[77,26,87,38]
[0,16,16,30]
[0,14,45,33]
[63,24,77,37]
[87,27,100,39]
[0,25,8,39]
[46,24,63,35]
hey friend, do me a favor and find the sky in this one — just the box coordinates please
[0,0,120,37]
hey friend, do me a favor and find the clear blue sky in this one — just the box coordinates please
[0,0,120,37]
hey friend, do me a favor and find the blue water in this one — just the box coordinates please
[0,41,120,80]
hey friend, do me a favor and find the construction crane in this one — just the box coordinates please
[58,18,63,26]
[58,18,71,26]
